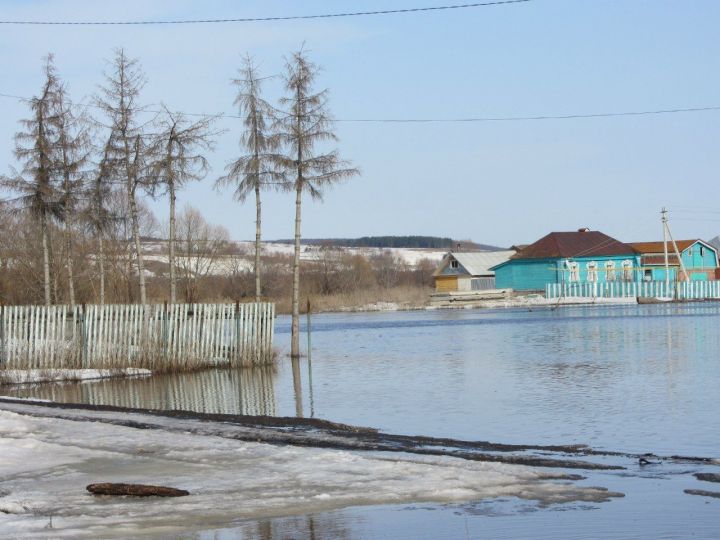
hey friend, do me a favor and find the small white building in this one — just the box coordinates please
[433,251,515,293]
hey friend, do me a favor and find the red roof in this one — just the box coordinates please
[630,240,698,254]
[642,254,680,266]
[512,230,637,260]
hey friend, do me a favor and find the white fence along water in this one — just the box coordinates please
[545,280,720,300]
[0,302,275,371]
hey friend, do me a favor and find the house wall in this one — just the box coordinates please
[647,242,718,282]
[434,275,458,292]
[495,254,640,292]
[494,259,558,291]
[647,267,677,282]
[558,255,640,285]
[457,277,473,292]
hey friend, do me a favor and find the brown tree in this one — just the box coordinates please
[275,49,358,358]
[86,139,116,304]
[1,55,63,305]
[148,107,218,303]
[95,49,150,304]
[216,55,283,303]
[52,74,90,307]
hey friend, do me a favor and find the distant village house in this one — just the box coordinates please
[490,229,719,292]
[433,251,515,293]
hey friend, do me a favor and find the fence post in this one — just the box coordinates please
[0,303,5,366]
[80,303,88,368]
[163,300,169,361]
[235,300,241,366]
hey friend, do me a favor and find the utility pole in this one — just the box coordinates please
[662,207,670,291]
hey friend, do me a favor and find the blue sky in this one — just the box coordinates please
[1,0,719,247]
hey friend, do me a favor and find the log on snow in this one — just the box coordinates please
[86,483,189,497]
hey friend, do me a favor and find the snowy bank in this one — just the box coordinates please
[0,401,622,538]
[0,368,152,386]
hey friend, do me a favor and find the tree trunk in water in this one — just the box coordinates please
[169,182,176,304]
[291,356,304,418]
[66,223,75,308]
[98,235,105,305]
[41,212,51,306]
[128,190,147,305]
[291,183,302,359]
[254,182,262,303]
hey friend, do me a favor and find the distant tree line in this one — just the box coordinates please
[0,48,358,357]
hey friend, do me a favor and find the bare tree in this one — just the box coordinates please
[175,205,230,303]
[148,107,218,303]
[95,49,150,304]
[1,55,63,305]
[52,75,90,308]
[275,49,358,358]
[216,55,283,303]
[86,139,115,304]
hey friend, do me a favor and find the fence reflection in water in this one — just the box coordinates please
[10,366,278,417]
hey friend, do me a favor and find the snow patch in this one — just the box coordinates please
[0,407,621,538]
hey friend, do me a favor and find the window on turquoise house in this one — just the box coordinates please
[605,260,616,281]
[567,261,580,282]
[586,261,598,282]
[622,260,633,281]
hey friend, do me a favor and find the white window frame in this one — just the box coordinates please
[622,260,633,281]
[450,259,459,269]
[567,261,580,282]
[586,261,598,282]
[605,260,616,281]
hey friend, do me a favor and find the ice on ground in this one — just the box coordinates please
[0,408,620,538]
[0,368,152,385]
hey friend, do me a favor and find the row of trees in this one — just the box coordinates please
[0,202,435,307]
[1,47,357,358]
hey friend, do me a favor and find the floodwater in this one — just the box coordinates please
[9,304,720,539]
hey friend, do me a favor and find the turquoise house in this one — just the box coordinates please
[492,229,641,292]
[630,240,719,282]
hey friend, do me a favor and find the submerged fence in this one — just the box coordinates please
[545,280,720,301]
[0,302,275,371]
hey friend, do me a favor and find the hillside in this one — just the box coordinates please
[270,236,504,251]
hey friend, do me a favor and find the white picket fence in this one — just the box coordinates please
[0,302,275,371]
[546,280,720,300]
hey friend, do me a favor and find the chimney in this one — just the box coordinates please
[578,228,590,233]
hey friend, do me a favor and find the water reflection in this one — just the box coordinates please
[9,304,720,454]
[9,366,278,416]
[243,515,353,540]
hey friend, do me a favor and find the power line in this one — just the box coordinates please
[2,91,719,125]
[336,106,720,123]
[0,1,533,26]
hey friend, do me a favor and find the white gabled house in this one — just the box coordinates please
[433,250,515,293]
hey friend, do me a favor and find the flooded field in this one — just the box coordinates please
[8,303,720,538]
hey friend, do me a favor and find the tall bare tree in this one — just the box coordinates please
[95,49,150,304]
[52,76,90,308]
[86,139,115,304]
[148,107,218,303]
[275,49,358,358]
[216,55,282,303]
[1,55,63,305]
